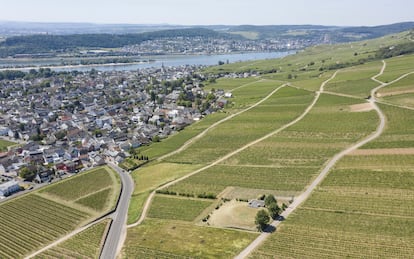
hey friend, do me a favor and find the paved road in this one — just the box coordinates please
[100,163,134,259]
[235,63,389,258]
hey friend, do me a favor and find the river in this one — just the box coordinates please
[0,51,292,72]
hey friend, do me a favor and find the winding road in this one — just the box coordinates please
[235,61,389,258]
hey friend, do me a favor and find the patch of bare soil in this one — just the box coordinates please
[349,103,374,112]
[378,89,414,97]
[208,200,258,231]
[350,148,414,155]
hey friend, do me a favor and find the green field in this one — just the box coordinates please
[363,104,414,148]
[0,194,90,258]
[382,93,414,108]
[39,166,120,213]
[148,195,213,221]
[122,219,258,258]
[0,166,120,258]
[128,162,201,224]
[166,94,378,198]
[166,87,314,165]
[136,113,227,159]
[124,31,414,258]
[0,139,16,151]
[36,219,110,259]
[325,61,382,97]
[377,54,414,82]
[250,211,414,258]
[378,72,414,107]
[251,102,414,258]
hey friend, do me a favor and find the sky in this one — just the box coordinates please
[0,0,413,26]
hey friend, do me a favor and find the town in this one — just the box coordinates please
[120,36,307,55]
[0,64,256,198]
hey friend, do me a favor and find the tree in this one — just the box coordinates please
[255,209,270,231]
[19,167,36,181]
[268,203,281,219]
[264,194,277,207]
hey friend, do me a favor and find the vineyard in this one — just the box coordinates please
[166,94,378,198]
[377,54,414,82]
[166,87,314,164]
[36,219,110,259]
[123,219,258,258]
[147,195,213,221]
[123,31,414,258]
[39,166,120,213]
[0,166,120,258]
[0,194,89,258]
[324,61,381,97]
[250,76,414,258]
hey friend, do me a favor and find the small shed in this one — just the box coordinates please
[248,199,265,208]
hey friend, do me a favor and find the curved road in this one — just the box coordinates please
[100,163,134,259]
[235,62,389,258]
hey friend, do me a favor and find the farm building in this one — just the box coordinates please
[0,180,20,196]
[248,199,265,208]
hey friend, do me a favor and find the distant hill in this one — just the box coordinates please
[228,22,414,41]
[0,21,413,58]
[0,28,240,57]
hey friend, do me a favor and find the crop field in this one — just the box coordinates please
[0,194,90,258]
[165,165,315,197]
[363,104,414,149]
[166,87,314,165]
[76,188,113,211]
[36,219,110,259]
[137,113,227,159]
[40,166,115,201]
[377,54,414,82]
[166,94,378,198]
[0,166,120,258]
[39,166,120,213]
[122,219,258,258]
[250,214,414,258]
[128,162,201,223]
[227,80,285,109]
[124,32,414,258]
[382,93,414,108]
[324,61,382,97]
[251,102,414,258]
[379,73,414,94]
[137,80,281,160]
[204,77,260,91]
[147,195,213,221]
[0,139,16,151]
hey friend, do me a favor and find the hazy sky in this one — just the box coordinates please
[1,0,413,26]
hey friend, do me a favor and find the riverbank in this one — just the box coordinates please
[0,51,292,72]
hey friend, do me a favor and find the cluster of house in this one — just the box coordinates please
[0,64,239,197]
[121,37,303,55]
